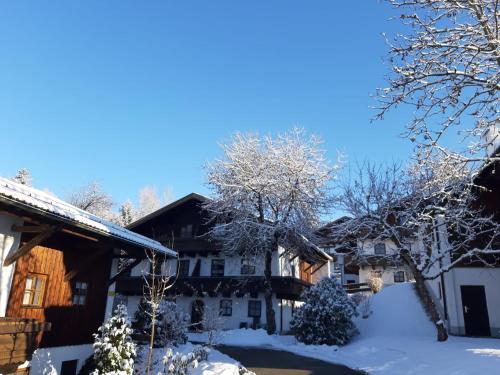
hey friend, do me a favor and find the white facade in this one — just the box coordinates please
[29,344,93,375]
[359,264,412,286]
[428,267,500,338]
[125,246,329,332]
[349,239,413,287]
[0,213,22,317]
[130,246,332,279]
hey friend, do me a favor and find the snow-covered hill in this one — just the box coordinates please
[354,282,435,338]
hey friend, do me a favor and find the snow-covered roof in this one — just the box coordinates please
[0,177,176,257]
[128,192,209,229]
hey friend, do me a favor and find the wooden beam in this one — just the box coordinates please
[3,227,56,266]
[64,248,110,281]
[311,262,326,275]
[108,258,141,286]
[11,224,50,233]
[60,228,99,242]
[304,263,314,272]
[13,224,98,242]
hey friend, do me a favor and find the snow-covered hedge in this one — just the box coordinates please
[290,278,358,346]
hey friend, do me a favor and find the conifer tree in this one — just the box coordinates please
[92,304,136,375]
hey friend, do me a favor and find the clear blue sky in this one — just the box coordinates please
[0,1,415,208]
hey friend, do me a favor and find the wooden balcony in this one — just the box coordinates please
[0,318,51,373]
[115,276,311,301]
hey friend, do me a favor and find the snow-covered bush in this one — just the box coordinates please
[367,275,383,293]
[92,304,136,375]
[239,366,256,375]
[203,306,223,347]
[133,299,188,347]
[290,278,358,346]
[192,345,210,362]
[156,301,189,347]
[132,297,149,337]
[161,348,199,375]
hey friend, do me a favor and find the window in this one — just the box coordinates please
[22,274,47,307]
[220,299,232,316]
[72,281,88,305]
[211,259,225,277]
[394,271,405,283]
[248,300,261,318]
[60,360,78,375]
[374,242,386,255]
[178,259,190,277]
[241,258,255,275]
[180,224,193,238]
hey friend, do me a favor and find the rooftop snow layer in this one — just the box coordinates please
[0,177,175,256]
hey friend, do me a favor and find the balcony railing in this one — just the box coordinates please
[115,275,311,300]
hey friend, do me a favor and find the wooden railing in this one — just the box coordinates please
[343,283,371,293]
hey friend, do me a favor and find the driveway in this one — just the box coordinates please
[217,345,364,375]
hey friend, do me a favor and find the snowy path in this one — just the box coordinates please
[217,346,364,375]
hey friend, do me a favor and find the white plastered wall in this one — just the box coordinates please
[441,267,500,338]
[0,213,23,317]
[174,294,296,332]
[359,265,413,286]
[29,344,93,375]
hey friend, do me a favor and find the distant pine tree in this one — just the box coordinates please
[119,200,136,226]
[12,168,32,186]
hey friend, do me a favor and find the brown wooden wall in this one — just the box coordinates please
[299,260,312,284]
[6,244,112,348]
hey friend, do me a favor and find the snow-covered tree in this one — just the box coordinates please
[205,128,338,334]
[156,301,189,347]
[119,200,137,226]
[330,158,500,341]
[118,185,175,222]
[138,186,162,218]
[68,181,114,219]
[133,299,188,348]
[290,278,358,346]
[92,304,136,375]
[376,0,499,168]
[12,168,32,186]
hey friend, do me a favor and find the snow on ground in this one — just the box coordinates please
[136,343,243,375]
[189,283,500,374]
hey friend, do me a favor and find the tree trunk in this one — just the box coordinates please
[264,249,277,334]
[146,312,156,375]
[402,253,448,342]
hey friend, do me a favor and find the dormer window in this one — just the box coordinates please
[374,242,386,255]
[180,224,193,238]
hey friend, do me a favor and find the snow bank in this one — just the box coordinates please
[190,283,500,374]
[136,343,242,375]
[189,328,288,348]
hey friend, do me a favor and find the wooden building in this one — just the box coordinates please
[0,177,175,374]
[115,193,332,333]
